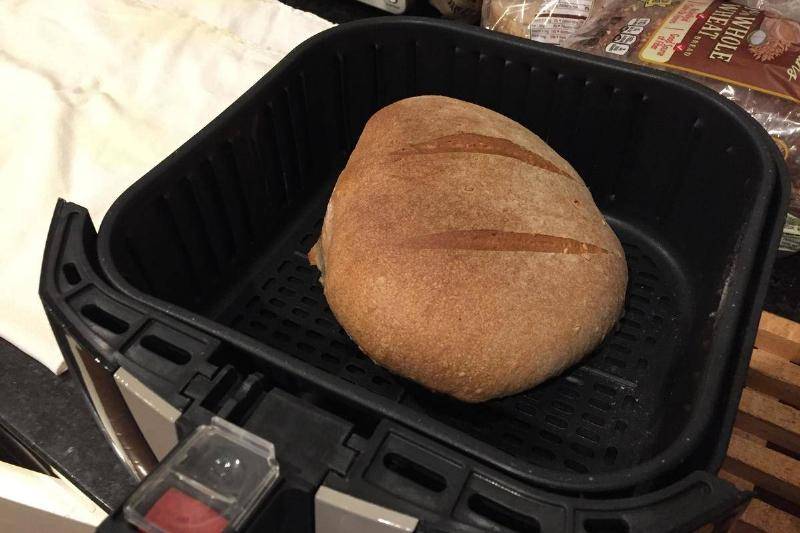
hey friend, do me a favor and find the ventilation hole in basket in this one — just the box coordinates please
[644,336,657,345]
[539,430,562,444]
[582,413,605,427]
[331,340,349,352]
[300,296,316,306]
[606,356,627,368]
[564,459,589,473]
[272,331,290,343]
[291,307,309,318]
[570,442,594,458]
[295,264,314,275]
[593,383,616,398]
[278,286,296,297]
[287,275,303,285]
[297,342,315,354]
[614,420,628,433]
[249,320,268,330]
[577,427,600,444]
[80,305,129,334]
[245,295,260,309]
[259,309,276,319]
[262,278,275,290]
[604,447,618,465]
[558,386,580,401]
[551,400,574,414]
[516,401,536,417]
[346,364,365,375]
[313,316,333,329]
[62,263,81,285]
[277,261,291,273]
[530,446,556,462]
[584,518,629,533]
[467,493,540,533]
[321,353,339,364]
[589,398,611,411]
[609,343,632,355]
[510,418,532,430]
[502,433,524,446]
[372,375,390,386]
[616,331,637,342]
[282,319,300,330]
[622,395,636,409]
[306,329,323,340]
[545,415,568,429]
[658,295,671,305]
[140,335,191,365]
[620,317,641,329]
[637,358,648,370]
[628,294,649,305]
[652,314,664,324]
[269,298,286,308]
[383,453,446,492]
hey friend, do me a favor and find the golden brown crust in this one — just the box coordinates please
[309,95,627,402]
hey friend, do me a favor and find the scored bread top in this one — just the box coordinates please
[310,95,627,402]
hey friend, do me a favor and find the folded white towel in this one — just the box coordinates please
[0,0,333,373]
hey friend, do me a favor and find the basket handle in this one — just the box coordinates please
[566,471,750,533]
[40,200,222,478]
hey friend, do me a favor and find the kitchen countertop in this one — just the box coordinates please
[2,0,799,516]
[0,337,135,511]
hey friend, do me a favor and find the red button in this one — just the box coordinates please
[143,487,228,533]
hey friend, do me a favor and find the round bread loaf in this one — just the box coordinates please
[308,95,627,402]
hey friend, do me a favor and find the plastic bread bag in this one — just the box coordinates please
[431,0,483,23]
[564,0,800,253]
[482,0,600,45]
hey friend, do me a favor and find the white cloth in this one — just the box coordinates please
[0,0,333,373]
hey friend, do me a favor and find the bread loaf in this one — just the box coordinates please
[308,95,627,402]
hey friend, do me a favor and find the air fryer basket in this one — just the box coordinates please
[92,19,783,494]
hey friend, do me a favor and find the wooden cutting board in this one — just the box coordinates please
[721,312,800,532]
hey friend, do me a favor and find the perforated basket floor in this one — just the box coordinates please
[216,189,686,476]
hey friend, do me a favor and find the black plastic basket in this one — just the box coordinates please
[41,17,788,532]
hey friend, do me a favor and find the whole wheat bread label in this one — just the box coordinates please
[639,0,800,103]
